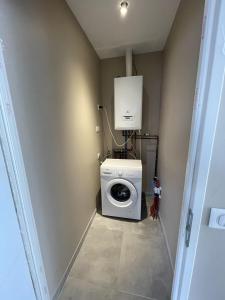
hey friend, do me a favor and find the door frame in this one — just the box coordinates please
[172,0,225,299]
[0,40,50,300]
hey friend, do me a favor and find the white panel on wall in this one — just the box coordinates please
[114,76,143,130]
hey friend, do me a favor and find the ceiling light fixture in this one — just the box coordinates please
[120,1,129,17]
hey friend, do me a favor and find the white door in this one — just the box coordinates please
[172,1,225,299]
[0,143,36,300]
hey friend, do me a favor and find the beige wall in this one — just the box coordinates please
[189,70,225,300]
[100,52,163,192]
[0,0,102,297]
[158,0,204,265]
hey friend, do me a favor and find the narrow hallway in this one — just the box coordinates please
[59,198,172,300]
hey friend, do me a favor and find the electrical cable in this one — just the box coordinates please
[104,107,135,147]
[99,151,112,165]
[128,139,137,159]
[128,152,137,159]
[139,129,142,159]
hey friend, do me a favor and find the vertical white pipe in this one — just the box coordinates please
[126,48,132,77]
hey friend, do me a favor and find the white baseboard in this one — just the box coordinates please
[52,208,96,300]
[159,212,174,273]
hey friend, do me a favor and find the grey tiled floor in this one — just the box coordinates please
[59,199,173,300]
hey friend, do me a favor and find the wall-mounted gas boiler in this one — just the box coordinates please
[114,75,143,130]
[114,49,143,130]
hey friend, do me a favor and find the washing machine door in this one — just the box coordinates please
[106,178,138,208]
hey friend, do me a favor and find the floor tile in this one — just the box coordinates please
[60,198,173,300]
[122,217,162,238]
[93,197,159,238]
[91,213,124,232]
[58,277,111,300]
[70,226,123,288]
[110,290,155,300]
[117,232,172,300]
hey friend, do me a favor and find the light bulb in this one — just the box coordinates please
[120,1,128,17]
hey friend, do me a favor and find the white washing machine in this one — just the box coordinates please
[100,159,142,220]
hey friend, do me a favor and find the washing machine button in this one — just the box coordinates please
[118,171,123,177]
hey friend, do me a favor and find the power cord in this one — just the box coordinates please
[103,107,135,147]
[139,129,142,159]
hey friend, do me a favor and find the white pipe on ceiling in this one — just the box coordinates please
[126,48,132,77]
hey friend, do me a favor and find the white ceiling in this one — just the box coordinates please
[66,0,180,59]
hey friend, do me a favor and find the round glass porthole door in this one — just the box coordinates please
[106,178,137,208]
[111,184,131,202]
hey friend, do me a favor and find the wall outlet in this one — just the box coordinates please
[97,153,101,160]
[209,208,225,230]
[97,104,103,110]
[96,125,101,133]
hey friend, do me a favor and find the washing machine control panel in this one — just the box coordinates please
[101,167,124,177]
[101,168,114,176]
[101,159,142,179]
[101,167,140,178]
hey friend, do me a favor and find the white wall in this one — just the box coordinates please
[0,0,102,297]
[158,0,204,265]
